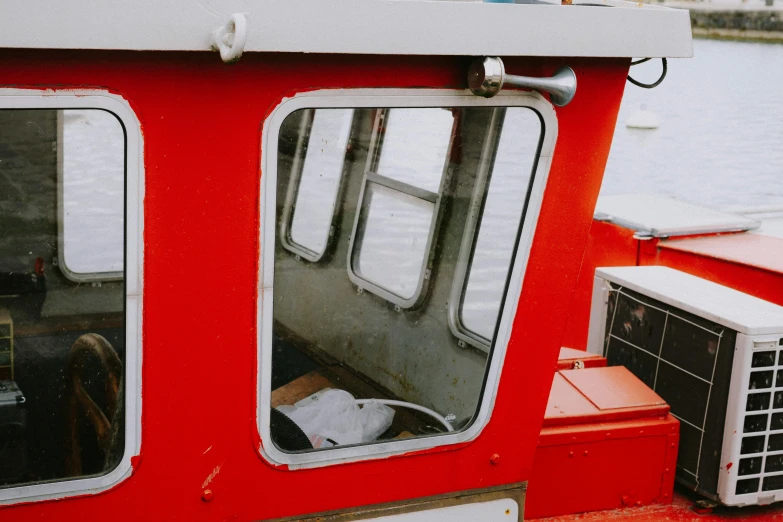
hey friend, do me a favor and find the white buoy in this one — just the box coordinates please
[626,105,659,129]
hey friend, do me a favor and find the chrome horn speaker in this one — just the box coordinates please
[468,56,577,107]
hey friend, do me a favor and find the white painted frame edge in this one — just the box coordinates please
[586,275,612,355]
[257,88,557,469]
[0,0,693,58]
[0,90,143,505]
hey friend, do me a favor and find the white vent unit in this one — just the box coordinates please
[587,266,783,506]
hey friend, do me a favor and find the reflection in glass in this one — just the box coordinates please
[461,108,542,341]
[61,110,125,277]
[376,108,453,193]
[271,106,542,455]
[289,109,354,257]
[0,109,125,488]
[354,183,434,300]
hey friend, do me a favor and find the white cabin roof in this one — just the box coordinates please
[596,266,783,336]
[0,0,693,58]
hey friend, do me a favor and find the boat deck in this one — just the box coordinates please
[534,491,783,521]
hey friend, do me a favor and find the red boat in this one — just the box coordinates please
[1,1,782,520]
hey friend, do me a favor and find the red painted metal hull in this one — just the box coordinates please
[0,51,629,520]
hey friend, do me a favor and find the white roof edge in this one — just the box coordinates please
[596,266,783,336]
[0,0,693,58]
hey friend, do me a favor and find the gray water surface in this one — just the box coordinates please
[602,38,783,209]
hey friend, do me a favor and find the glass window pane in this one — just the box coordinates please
[289,109,354,256]
[461,108,541,341]
[61,110,124,276]
[376,108,454,193]
[354,183,434,300]
[269,104,544,459]
[0,109,125,489]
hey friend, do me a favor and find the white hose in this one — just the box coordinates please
[355,399,454,432]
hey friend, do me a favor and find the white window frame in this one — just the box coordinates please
[56,109,125,283]
[447,107,544,352]
[0,90,143,505]
[280,108,356,263]
[258,89,557,469]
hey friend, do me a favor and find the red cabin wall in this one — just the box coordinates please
[0,50,629,521]
[561,220,639,351]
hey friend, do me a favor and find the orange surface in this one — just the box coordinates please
[545,373,603,423]
[561,366,666,412]
[543,367,669,427]
[556,347,607,370]
[660,234,783,276]
[528,418,679,519]
[529,367,678,519]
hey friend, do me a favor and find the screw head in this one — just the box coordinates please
[202,489,213,501]
[490,453,501,465]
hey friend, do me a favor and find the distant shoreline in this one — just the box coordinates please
[651,1,783,42]
[693,27,783,42]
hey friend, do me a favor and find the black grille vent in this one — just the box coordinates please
[602,283,736,499]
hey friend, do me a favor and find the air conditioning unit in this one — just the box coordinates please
[587,266,783,506]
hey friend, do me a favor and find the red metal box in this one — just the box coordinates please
[556,347,607,370]
[526,366,680,519]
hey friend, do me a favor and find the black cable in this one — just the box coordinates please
[630,58,652,66]
[627,58,667,89]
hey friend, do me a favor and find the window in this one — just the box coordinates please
[353,180,435,300]
[347,108,457,307]
[374,108,454,193]
[280,109,355,261]
[259,91,555,467]
[449,108,543,351]
[58,109,125,281]
[0,93,142,504]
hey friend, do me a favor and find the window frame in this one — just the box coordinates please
[0,90,144,505]
[56,109,125,283]
[346,108,457,308]
[279,108,356,262]
[447,107,544,352]
[258,89,557,469]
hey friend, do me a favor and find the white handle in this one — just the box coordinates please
[213,13,247,63]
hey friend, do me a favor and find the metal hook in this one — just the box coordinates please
[213,13,248,64]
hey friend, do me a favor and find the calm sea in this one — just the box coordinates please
[602,38,783,209]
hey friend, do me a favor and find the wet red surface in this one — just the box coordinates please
[533,492,783,521]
